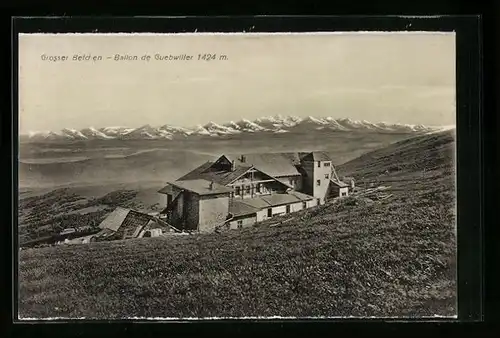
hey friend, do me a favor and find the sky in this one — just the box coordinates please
[18,32,456,133]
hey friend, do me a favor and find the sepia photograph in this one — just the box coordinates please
[17,31,457,319]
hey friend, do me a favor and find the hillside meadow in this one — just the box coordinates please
[18,131,456,319]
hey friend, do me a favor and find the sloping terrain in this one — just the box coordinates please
[338,129,455,181]
[18,130,456,319]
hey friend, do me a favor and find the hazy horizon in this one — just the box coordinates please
[19,32,456,133]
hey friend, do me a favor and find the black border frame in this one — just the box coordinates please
[8,15,485,335]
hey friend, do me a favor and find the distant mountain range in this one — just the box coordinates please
[20,115,455,142]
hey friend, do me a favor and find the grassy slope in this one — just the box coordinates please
[18,131,456,319]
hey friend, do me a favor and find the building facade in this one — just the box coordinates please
[159,151,350,232]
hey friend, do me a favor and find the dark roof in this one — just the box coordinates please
[299,151,332,162]
[115,210,152,239]
[176,161,294,190]
[176,161,214,181]
[228,153,301,177]
[229,200,260,217]
[177,161,252,186]
[174,151,334,190]
[280,152,303,166]
[158,184,173,194]
[168,179,234,196]
[98,207,153,240]
[330,179,348,188]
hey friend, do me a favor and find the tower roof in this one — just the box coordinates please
[299,151,331,162]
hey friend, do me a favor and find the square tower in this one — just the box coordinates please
[299,152,333,202]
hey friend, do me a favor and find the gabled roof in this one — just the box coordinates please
[299,151,332,162]
[116,211,153,239]
[176,161,214,181]
[228,153,301,177]
[176,160,252,186]
[98,207,154,240]
[175,159,292,189]
[196,165,253,186]
[168,179,234,196]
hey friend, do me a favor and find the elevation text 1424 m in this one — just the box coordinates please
[39,53,229,62]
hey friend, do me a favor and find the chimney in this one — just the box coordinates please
[209,181,214,190]
[240,155,246,163]
[231,160,235,171]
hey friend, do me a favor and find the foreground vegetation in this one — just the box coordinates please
[18,189,161,244]
[18,131,456,319]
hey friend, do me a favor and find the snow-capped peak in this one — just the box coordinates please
[61,128,88,139]
[303,116,329,125]
[21,115,453,142]
[224,121,241,129]
[81,126,114,139]
[237,119,269,132]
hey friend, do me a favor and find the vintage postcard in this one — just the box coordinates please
[17,32,457,319]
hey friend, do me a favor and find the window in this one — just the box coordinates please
[302,201,307,209]
[286,205,290,213]
[237,220,243,229]
[324,162,331,167]
[341,192,347,197]
[256,183,261,193]
[245,186,251,195]
[317,198,321,205]
[289,178,294,186]
[317,161,321,168]
[316,180,321,186]
[235,186,240,196]
[267,208,272,217]
[325,174,329,179]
